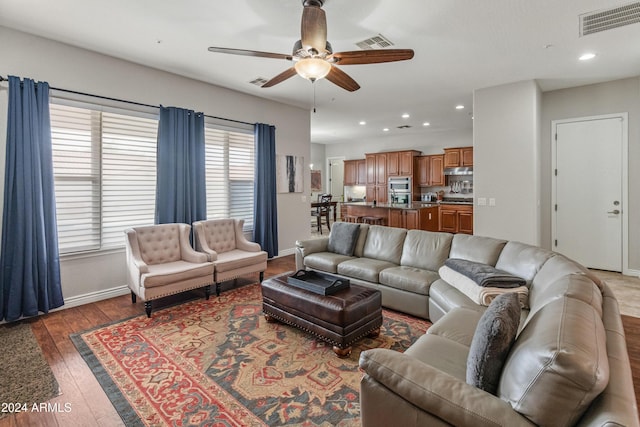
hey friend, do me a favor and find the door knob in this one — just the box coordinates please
[607,209,620,214]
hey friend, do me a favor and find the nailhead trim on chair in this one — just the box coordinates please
[142,281,214,301]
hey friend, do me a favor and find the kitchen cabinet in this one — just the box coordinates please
[416,155,444,186]
[344,160,358,186]
[389,208,419,229]
[344,159,367,186]
[356,159,366,184]
[422,206,439,231]
[444,146,473,167]
[439,204,473,234]
[366,153,388,203]
[387,150,420,176]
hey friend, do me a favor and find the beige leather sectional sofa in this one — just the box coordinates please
[295,224,639,427]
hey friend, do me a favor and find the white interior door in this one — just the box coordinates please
[553,116,623,271]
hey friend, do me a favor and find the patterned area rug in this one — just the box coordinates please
[0,322,59,418]
[71,284,429,426]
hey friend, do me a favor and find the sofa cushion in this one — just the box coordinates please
[362,225,407,265]
[427,307,483,347]
[353,224,370,258]
[400,230,453,271]
[499,296,609,427]
[141,260,214,288]
[378,266,440,296]
[532,253,604,291]
[303,252,355,274]
[214,249,268,273]
[327,222,360,256]
[337,258,398,283]
[466,293,521,395]
[439,266,529,308]
[449,234,507,266]
[429,279,485,316]
[495,241,554,285]
[404,334,469,381]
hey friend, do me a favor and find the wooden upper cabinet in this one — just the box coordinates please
[444,146,473,168]
[387,152,399,176]
[356,159,367,185]
[429,155,445,186]
[461,147,473,166]
[344,159,367,186]
[343,160,358,186]
[388,150,420,176]
[366,154,377,184]
[417,156,430,186]
[375,153,387,185]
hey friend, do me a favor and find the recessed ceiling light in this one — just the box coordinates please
[423,122,430,126]
[579,53,596,61]
[402,113,410,119]
[383,128,390,132]
[455,105,465,110]
[359,121,366,125]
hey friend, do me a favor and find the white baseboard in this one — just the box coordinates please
[277,247,296,257]
[61,285,130,310]
[624,268,640,278]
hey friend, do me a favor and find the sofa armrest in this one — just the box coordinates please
[125,229,149,274]
[359,349,534,427]
[234,220,262,253]
[295,237,329,270]
[192,221,218,262]
[178,224,213,264]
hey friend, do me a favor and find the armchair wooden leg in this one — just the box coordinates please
[216,282,221,297]
[131,291,137,304]
[259,271,264,283]
[144,301,152,318]
[204,284,211,300]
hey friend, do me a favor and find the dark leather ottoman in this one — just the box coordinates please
[261,272,383,357]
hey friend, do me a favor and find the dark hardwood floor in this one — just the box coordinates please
[1,254,638,426]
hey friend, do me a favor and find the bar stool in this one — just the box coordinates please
[344,214,362,223]
[362,216,384,225]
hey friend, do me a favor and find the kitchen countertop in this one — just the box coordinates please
[342,201,473,209]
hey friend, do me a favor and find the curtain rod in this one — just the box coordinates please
[0,75,254,127]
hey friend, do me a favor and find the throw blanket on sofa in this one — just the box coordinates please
[444,258,526,288]
[439,265,529,308]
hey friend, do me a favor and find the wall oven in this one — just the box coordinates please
[388,177,412,204]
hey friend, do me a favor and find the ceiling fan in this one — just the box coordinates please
[207,0,414,92]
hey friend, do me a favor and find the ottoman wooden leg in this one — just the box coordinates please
[368,328,381,338]
[333,346,352,358]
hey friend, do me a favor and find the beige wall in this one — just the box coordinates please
[473,80,541,245]
[0,26,311,305]
[541,77,640,272]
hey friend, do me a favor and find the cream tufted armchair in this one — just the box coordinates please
[192,218,268,296]
[125,223,214,317]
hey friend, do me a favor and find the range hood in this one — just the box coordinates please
[443,166,473,176]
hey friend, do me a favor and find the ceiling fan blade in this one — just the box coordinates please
[329,49,414,65]
[208,46,292,61]
[325,66,360,92]
[301,4,327,53]
[262,67,298,88]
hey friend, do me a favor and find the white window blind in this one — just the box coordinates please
[51,103,158,254]
[50,104,101,253]
[205,127,255,231]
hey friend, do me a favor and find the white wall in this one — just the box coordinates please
[541,77,640,271]
[473,80,541,244]
[0,26,311,306]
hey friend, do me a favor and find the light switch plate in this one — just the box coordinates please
[478,197,487,206]
[489,198,496,206]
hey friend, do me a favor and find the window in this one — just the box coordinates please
[50,102,256,255]
[51,103,158,254]
[204,126,255,232]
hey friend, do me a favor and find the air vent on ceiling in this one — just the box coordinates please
[356,34,394,50]
[249,77,269,86]
[397,125,412,129]
[580,1,640,36]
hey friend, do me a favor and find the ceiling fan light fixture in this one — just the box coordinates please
[294,58,332,81]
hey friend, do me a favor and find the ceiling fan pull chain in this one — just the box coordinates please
[313,82,317,113]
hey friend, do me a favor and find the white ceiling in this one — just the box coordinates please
[1,0,640,144]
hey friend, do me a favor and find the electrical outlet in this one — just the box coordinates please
[301,195,307,202]
[489,198,496,206]
[477,197,487,206]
